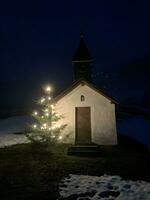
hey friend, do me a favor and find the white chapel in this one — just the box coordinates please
[53,36,118,146]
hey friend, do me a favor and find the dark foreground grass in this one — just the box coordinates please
[0,144,149,200]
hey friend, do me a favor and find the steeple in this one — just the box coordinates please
[72,35,93,82]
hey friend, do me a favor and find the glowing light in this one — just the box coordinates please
[51,104,54,109]
[41,116,44,119]
[33,124,37,128]
[41,125,46,129]
[45,86,51,93]
[45,113,49,117]
[57,124,61,128]
[40,98,45,103]
[34,111,38,116]
[45,109,48,112]
[58,136,62,140]
[54,124,61,129]
[48,96,51,100]
[43,123,47,127]
[51,126,56,130]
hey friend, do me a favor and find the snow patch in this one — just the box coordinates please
[59,174,150,200]
[0,115,34,147]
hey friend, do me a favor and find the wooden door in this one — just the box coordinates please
[75,107,91,144]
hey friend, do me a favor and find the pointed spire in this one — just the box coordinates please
[72,35,93,82]
[72,35,93,62]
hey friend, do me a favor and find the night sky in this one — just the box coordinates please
[0,0,150,107]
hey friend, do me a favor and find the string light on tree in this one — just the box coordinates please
[45,113,49,117]
[51,104,54,109]
[34,111,38,116]
[59,136,62,140]
[43,123,47,127]
[40,98,45,103]
[45,86,51,93]
[27,84,67,146]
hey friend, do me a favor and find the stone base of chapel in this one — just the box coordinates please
[67,144,100,156]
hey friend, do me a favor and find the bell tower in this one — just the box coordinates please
[72,35,93,82]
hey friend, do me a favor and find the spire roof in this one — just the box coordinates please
[72,35,93,62]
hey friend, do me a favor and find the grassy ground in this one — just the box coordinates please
[0,144,149,200]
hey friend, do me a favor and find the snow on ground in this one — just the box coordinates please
[0,115,149,149]
[59,174,150,200]
[0,115,34,147]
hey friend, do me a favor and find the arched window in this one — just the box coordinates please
[81,95,85,102]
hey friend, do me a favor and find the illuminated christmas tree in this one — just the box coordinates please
[26,85,67,146]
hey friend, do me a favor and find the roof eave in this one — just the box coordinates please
[50,79,118,105]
